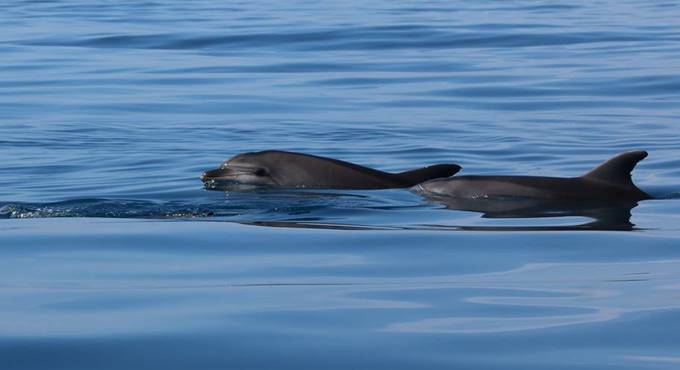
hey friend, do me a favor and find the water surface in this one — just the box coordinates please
[2,1,680,369]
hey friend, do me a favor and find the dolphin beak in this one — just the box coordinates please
[201,165,254,182]
[201,167,224,182]
[412,179,444,195]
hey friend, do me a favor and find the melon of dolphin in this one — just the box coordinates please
[416,150,651,201]
[202,150,461,189]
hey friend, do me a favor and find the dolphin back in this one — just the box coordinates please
[397,164,461,186]
[261,151,461,189]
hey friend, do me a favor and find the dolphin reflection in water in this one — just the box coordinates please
[419,197,640,231]
[231,198,640,232]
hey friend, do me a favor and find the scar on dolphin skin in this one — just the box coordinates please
[416,150,651,201]
[201,150,461,190]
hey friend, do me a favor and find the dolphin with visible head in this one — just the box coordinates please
[416,150,651,201]
[202,150,461,189]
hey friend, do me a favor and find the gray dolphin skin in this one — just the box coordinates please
[416,150,651,201]
[202,150,461,189]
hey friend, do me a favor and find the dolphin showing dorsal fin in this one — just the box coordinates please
[201,150,461,189]
[582,150,648,185]
[416,151,652,201]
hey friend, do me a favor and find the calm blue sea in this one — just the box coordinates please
[2,1,680,369]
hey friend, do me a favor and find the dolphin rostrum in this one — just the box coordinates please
[202,150,461,190]
[416,150,651,201]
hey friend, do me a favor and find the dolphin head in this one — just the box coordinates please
[412,178,452,197]
[201,152,279,187]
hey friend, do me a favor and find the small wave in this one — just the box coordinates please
[0,191,392,220]
[0,199,218,219]
[20,27,666,52]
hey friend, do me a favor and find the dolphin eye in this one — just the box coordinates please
[254,168,268,177]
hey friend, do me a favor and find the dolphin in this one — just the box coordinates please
[201,150,461,189]
[416,150,651,201]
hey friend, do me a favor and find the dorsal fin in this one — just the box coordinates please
[581,150,647,184]
[398,164,461,186]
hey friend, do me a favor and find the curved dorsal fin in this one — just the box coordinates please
[581,150,647,184]
[398,164,461,186]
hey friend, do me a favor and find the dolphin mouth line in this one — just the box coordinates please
[218,171,251,176]
[223,165,257,172]
[202,173,248,180]
[201,165,259,182]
